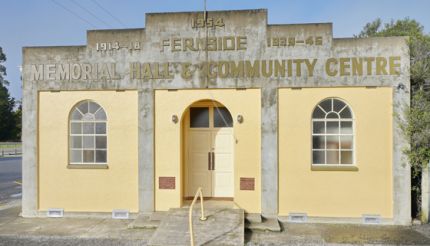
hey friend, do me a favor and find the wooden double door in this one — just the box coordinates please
[185,105,234,198]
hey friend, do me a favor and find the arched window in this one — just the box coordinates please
[311,98,354,165]
[69,100,107,164]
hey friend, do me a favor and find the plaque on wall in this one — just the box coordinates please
[240,177,255,191]
[159,177,175,189]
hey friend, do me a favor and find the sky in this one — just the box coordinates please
[1,0,430,101]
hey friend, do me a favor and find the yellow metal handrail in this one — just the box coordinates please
[189,187,207,246]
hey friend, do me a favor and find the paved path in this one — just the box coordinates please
[0,203,429,245]
[149,207,244,245]
[0,205,154,246]
[246,222,430,245]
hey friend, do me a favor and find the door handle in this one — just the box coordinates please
[211,152,215,170]
[208,152,212,170]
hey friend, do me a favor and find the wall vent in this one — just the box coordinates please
[47,208,64,218]
[288,213,307,223]
[112,209,129,219]
[362,214,381,224]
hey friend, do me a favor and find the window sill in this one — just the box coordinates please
[311,165,358,171]
[67,164,109,169]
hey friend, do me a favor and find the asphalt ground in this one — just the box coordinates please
[0,157,21,206]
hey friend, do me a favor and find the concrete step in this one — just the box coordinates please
[128,211,169,229]
[245,213,262,223]
[149,211,168,221]
[128,214,160,229]
[148,207,244,246]
[247,217,282,232]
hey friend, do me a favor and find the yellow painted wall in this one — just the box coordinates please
[155,89,261,213]
[38,91,138,212]
[278,87,393,218]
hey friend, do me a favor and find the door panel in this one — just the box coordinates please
[190,172,211,197]
[213,131,233,152]
[188,131,212,197]
[190,131,211,153]
[212,131,234,197]
[212,153,234,197]
[212,153,232,171]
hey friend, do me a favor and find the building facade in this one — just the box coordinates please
[22,9,411,224]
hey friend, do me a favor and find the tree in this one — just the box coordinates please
[0,47,19,141]
[0,83,16,141]
[0,47,9,87]
[13,102,22,141]
[358,18,430,219]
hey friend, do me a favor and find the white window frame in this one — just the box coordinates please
[311,98,355,166]
[69,100,108,166]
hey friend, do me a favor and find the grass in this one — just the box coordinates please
[0,144,22,149]
[0,143,21,149]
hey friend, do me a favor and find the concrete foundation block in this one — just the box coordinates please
[247,217,281,232]
[245,213,262,223]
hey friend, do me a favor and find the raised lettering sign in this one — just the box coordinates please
[29,56,401,81]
